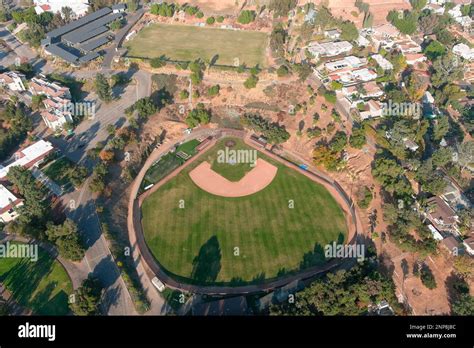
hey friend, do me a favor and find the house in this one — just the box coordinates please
[453,43,474,61]
[307,41,353,58]
[425,3,444,14]
[29,77,71,99]
[342,81,384,100]
[463,236,474,256]
[371,54,393,70]
[440,176,471,211]
[403,138,419,152]
[441,235,462,255]
[112,3,127,14]
[370,23,401,50]
[426,196,460,234]
[0,71,26,92]
[0,140,54,181]
[396,39,422,54]
[40,109,73,131]
[34,0,89,18]
[356,35,370,47]
[428,224,444,241]
[405,53,427,66]
[324,56,367,72]
[359,100,383,120]
[0,184,23,223]
[324,29,341,40]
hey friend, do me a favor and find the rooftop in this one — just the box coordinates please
[0,184,20,211]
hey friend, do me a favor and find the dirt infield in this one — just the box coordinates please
[189,158,278,197]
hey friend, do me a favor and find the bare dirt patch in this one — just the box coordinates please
[189,158,278,197]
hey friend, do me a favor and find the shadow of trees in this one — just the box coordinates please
[191,236,222,283]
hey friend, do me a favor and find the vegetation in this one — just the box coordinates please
[0,242,72,315]
[45,219,85,262]
[237,10,256,24]
[185,103,211,128]
[141,138,347,285]
[0,101,32,161]
[125,23,268,67]
[244,74,259,89]
[95,74,112,102]
[69,275,103,316]
[269,261,398,315]
[241,114,290,144]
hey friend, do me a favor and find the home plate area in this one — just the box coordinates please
[189,158,278,197]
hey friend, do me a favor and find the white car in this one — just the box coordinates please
[184,128,192,135]
[151,277,165,292]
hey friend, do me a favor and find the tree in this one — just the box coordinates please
[276,65,290,77]
[453,255,473,279]
[339,21,358,41]
[423,40,446,61]
[7,166,49,225]
[431,54,464,88]
[357,186,373,209]
[270,24,287,57]
[206,16,215,25]
[150,56,166,68]
[418,13,439,35]
[207,85,220,97]
[99,149,115,162]
[244,75,259,89]
[451,294,474,315]
[270,262,398,315]
[109,18,124,31]
[241,113,290,144]
[431,147,452,167]
[95,74,112,102]
[237,10,256,24]
[410,0,427,11]
[269,0,297,17]
[433,116,449,141]
[350,126,367,149]
[185,104,211,128]
[387,10,418,35]
[69,275,103,316]
[457,141,474,173]
[46,219,85,261]
[179,90,189,100]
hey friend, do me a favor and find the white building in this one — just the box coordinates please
[0,185,23,223]
[453,43,474,61]
[325,56,367,72]
[324,29,341,40]
[0,71,26,92]
[359,100,383,120]
[0,140,54,181]
[34,0,89,18]
[463,237,474,256]
[371,54,393,70]
[41,109,73,131]
[307,41,353,58]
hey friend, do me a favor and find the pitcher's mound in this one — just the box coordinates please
[189,158,278,197]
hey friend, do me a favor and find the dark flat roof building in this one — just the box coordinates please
[43,7,123,65]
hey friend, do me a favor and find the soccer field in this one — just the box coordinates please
[141,138,348,285]
[125,23,268,67]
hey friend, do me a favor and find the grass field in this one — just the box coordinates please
[125,23,268,67]
[0,242,72,315]
[141,138,348,285]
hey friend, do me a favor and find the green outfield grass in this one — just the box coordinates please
[125,23,268,67]
[0,242,72,315]
[141,138,347,285]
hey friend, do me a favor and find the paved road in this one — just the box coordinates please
[47,69,152,315]
[102,9,145,69]
[0,23,54,73]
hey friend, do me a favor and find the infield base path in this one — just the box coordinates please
[189,158,278,197]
